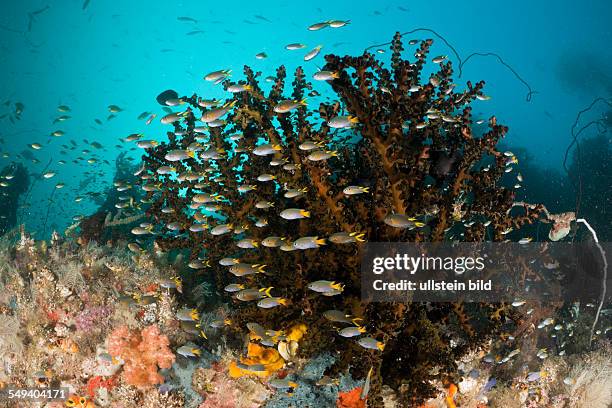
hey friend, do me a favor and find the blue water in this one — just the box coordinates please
[0,0,610,237]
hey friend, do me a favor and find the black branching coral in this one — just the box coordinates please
[136,33,540,406]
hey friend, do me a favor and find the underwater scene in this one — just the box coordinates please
[0,0,611,407]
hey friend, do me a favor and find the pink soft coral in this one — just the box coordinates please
[107,325,175,388]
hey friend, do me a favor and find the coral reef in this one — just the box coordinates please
[0,162,29,236]
[0,228,198,406]
[133,33,547,405]
[196,361,270,408]
[78,152,143,244]
[0,226,609,406]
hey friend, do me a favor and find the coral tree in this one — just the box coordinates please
[137,33,541,405]
[107,325,175,387]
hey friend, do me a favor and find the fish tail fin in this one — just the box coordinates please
[279,298,290,306]
[349,115,360,124]
[362,187,370,193]
[301,210,311,217]
[199,330,207,339]
[377,342,385,351]
[299,98,308,106]
[330,150,338,157]
[415,222,425,227]
[257,264,268,273]
[354,233,366,242]
[351,317,363,325]
[193,348,201,356]
[288,381,299,388]
[332,71,340,79]
[331,282,343,291]
[261,287,274,297]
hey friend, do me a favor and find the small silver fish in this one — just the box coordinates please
[224,283,245,292]
[257,297,289,308]
[261,236,286,247]
[384,214,424,229]
[165,149,195,162]
[343,186,369,195]
[356,337,385,351]
[328,115,358,129]
[304,45,323,61]
[285,43,306,50]
[176,344,201,358]
[338,326,366,338]
[176,308,199,322]
[229,263,267,276]
[293,236,326,249]
[307,280,343,293]
[280,208,310,220]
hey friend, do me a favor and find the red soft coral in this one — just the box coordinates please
[86,375,116,398]
[336,387,366,408]
[107,325,175,388]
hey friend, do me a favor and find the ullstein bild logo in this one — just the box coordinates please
[361,242,611,303]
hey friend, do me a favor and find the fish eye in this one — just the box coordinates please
[79,397,87,404]
[65,398,77,407]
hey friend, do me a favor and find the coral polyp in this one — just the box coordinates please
[133,33,543,405]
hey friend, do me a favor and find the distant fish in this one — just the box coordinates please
[254,15,271,22]
[177,16,198,23]
[308,21,330,31]
[304,45,322,61]
[285,43,306,50]
[187,30,204,36]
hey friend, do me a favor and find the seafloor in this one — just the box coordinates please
[0,227,610,408]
